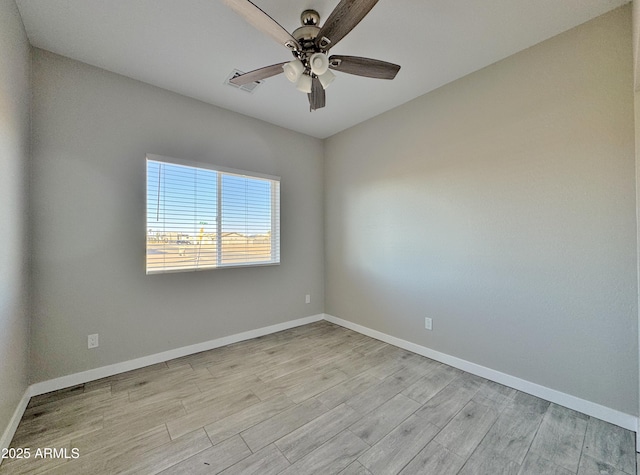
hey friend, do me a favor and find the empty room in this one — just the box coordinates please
[1,0,639,473]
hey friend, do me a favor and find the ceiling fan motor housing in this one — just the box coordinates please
[291,10,330,79]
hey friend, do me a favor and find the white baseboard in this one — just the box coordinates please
[5,311,637,458]
[1,314,322,457]
[0,387,31,464]
[29,314,324,396]
[323,313,638,433]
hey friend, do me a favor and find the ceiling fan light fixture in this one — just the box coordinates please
[296,74,312,93]
[318,70,336,89]
[309,53,329,75]
[283,59,304,83]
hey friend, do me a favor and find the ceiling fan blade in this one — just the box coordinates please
[222,0,301,51]
[307,77,326,111]
[315,0,379,50]
[230,63,287,86]
[329,55,400,79]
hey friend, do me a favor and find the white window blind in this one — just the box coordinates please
[146,155,280,274]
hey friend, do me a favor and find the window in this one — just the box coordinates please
[146,155,280,274]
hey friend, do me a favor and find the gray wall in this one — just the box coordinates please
[633,0,640,443]
[29,49,324,383]
[325,6,638,415]
[0,0,31,437]
[636,88,640,442]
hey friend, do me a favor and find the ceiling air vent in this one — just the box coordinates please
[225,69,263,93]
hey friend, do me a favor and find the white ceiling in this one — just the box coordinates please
[16,0,629,138]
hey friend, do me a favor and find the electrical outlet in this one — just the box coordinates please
[88,334,99,349]
[305,294,311,304]
[425,318,433,331]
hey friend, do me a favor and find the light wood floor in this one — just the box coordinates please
[1,321,636,475]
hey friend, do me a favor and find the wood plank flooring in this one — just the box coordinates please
[1,321,636,474]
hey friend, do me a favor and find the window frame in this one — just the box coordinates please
[145,154,281,274]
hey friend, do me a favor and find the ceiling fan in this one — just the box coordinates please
[223,0,401,111]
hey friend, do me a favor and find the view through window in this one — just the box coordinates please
[146,156,280,274]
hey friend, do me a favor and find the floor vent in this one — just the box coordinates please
[225,69,263,93]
